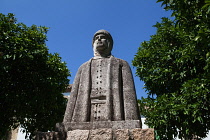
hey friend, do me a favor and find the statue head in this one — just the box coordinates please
[92,30,113,57]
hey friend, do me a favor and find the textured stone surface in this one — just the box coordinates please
[114,129,129,140]
[131,128,154,140]
[63,57,141,124]
[89,129,112,140]
[140,128,155,140]
[62,120,141,131]
[66,130,89,140]
[36,128,154,140]
[130,128,141,140]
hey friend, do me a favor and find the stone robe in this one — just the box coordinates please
[63,56,140,123]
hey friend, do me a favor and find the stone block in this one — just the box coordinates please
[111,120,141,130]
[66,130,89,140]
[89,128,112,140]
[114,129,129,140]
[36,128,154,140]
[140,128,154,140]
[130,128,154,140]
[62,120,141,131]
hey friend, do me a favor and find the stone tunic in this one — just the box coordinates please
[63,56,141,124]
[90,58,109,121]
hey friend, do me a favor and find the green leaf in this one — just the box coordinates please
[0,13,70,139]
[133,0,210,138]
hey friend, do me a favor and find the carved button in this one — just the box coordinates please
[100,81,102,83]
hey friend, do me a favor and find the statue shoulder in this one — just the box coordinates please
[112,57,130,67]
[77,60,91,71]
[81,60,90,67]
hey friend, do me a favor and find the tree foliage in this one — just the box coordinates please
[133,0,210,139]
[0,13,70,139]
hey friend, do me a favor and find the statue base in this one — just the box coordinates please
[56,120,141,132]
[36,128,154,140]
[35,120,154,140]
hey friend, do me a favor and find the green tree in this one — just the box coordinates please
[133,0,210,139]
[0,13,70,139]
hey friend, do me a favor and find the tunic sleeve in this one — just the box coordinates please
[121,60,140,120]
[63,64,83,123]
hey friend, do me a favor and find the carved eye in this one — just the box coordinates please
[95,36,99,40]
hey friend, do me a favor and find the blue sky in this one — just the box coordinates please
[1,0,171,99]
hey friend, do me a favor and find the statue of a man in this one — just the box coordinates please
[63,30,141,129]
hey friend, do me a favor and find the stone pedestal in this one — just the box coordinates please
[57,120,141,132]
[36,128,154,140]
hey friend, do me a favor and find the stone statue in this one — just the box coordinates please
[36,30,155,140]
[62,30,141,130]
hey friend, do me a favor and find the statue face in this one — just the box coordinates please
[93,34,109,52]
